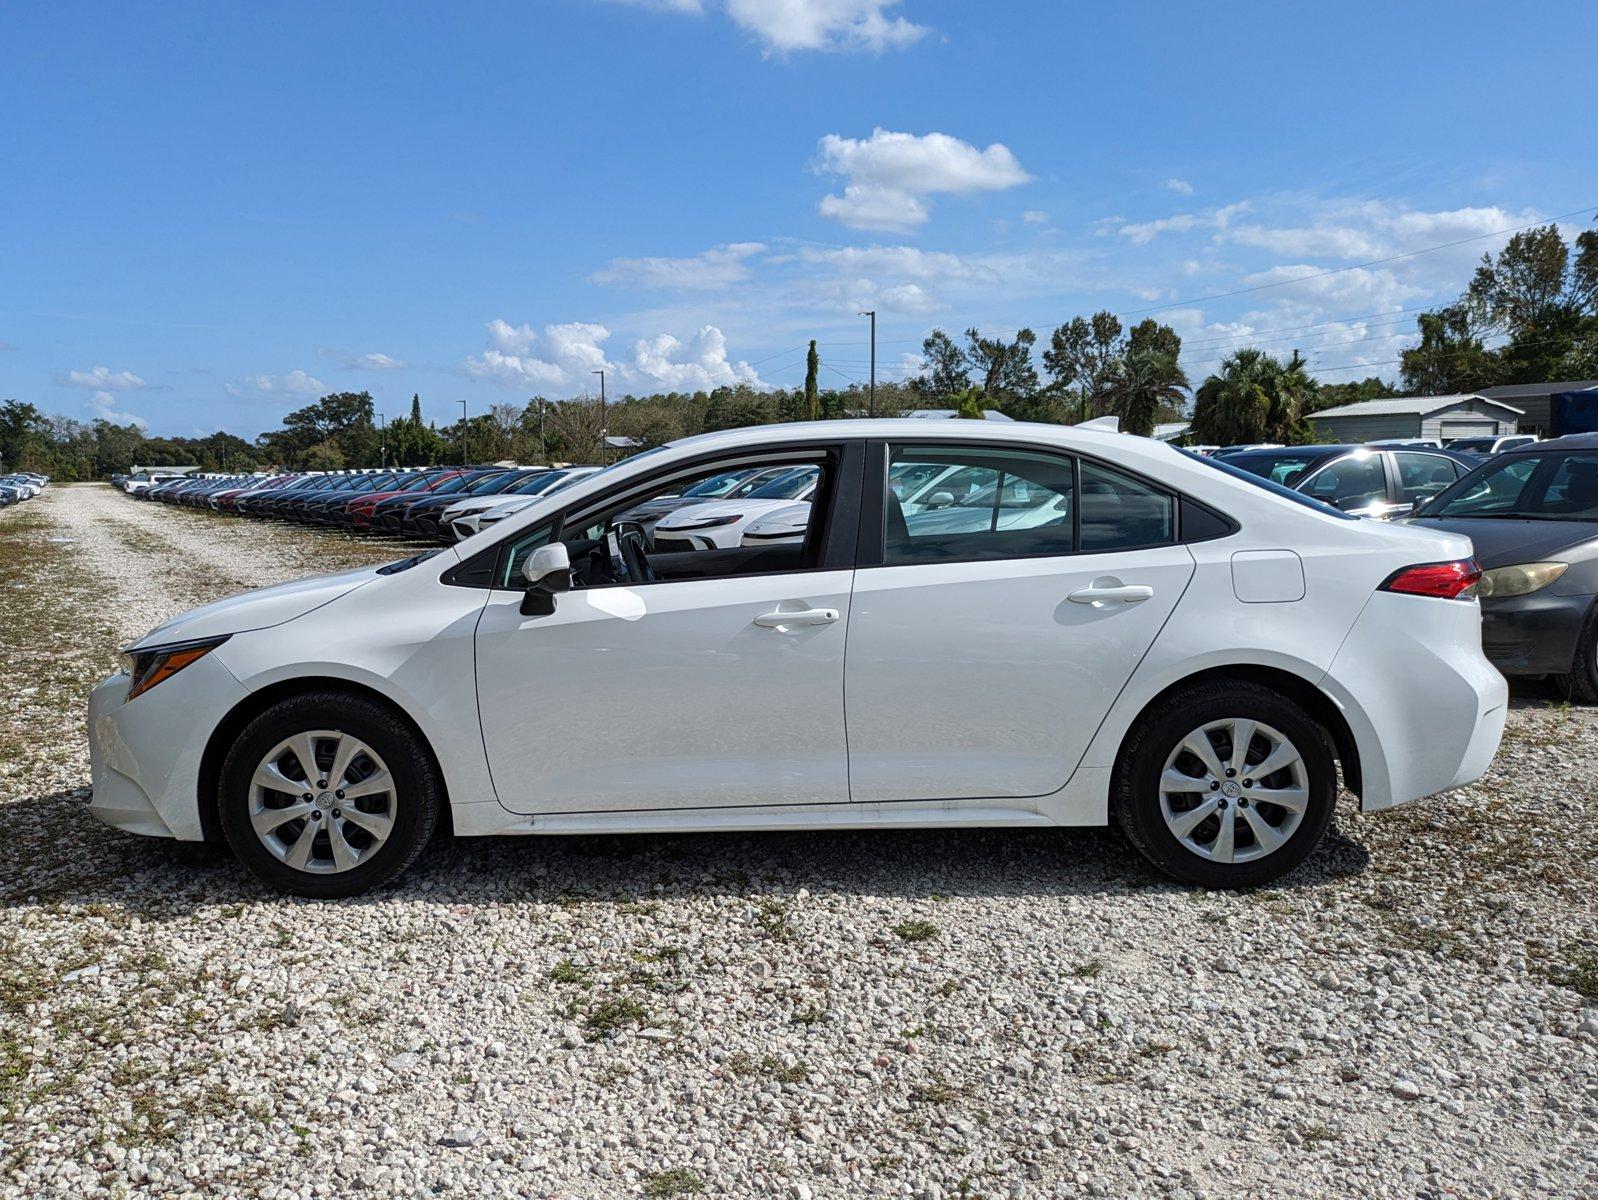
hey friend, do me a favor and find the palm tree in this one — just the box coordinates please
[1190,348,1314,444]
[1102,349,1188,437]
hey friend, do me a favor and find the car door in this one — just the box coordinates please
[473,444,861,815]
[1391,450,1467,514]
[1298,451,1394,517]
[844,443,1197,803]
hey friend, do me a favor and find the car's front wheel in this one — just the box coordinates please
[218,691,441,898]
[1115,681,1337,888]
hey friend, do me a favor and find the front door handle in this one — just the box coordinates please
[753,607,839,629]
[1068,582,1154,606]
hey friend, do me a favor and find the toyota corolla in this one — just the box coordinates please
[88,420,1506,897]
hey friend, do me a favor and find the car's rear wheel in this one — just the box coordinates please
[1115,681,1336,888]
[1552,603,1598,704]
[218,691,440,898]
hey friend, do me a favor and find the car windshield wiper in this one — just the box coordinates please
[376,550,442,575]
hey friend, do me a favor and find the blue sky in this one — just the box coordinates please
[2,0,1595,437]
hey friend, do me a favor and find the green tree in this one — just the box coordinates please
[964,326,1038,415]
[1042,311,1123,423]
[953,387,986,420]
[1102,348,1189,437]
[1191,349,1314,445]
[912,329,970,400]
[1400,306,1498,395]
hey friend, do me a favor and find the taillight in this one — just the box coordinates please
[1379,558,1481,601]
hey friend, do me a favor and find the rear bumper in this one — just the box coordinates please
[1323,592,1507,812]
[1481,591,1593,676]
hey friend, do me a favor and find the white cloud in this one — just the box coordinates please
[608,0,928,54]
[629,326,763,389]
[726,0,928,53]
[64,365,148,390]
[84,390,146,428]
[1022,209,1049,225]
[465,319,762,392]
[773,243,1001,314]
[815,129,1030,232]
[1164,178,1194,195]
[1117,213,1199,245]
[354,352,407,370]
[818,185,930,232]
[593,242,767,289]
[226,369,327,398]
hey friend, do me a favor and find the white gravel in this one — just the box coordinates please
[1,485,1595,1199]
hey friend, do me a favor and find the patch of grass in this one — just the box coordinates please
[892,920,938,943]
[756,899,790,940]
[642,1167,704,1196]
[549,959,591,986]
[908,1076,962,1105]
[1071,959,1104,978]
[584,995,651,1034]
[1552,951,1598,1000]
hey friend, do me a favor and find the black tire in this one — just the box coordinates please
[1551,603,1598,705]
[1114,680,1337,889]
[218,690,441,898]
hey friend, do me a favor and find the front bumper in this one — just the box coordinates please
[86,653,247,841]
[1481,591,1593,676]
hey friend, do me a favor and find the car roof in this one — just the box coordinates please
[1504,432,1598,452]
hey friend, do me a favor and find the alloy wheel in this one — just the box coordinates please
[248,730,396,874]
[1158,718,1308,864]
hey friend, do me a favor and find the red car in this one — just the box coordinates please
[343,469,464,529]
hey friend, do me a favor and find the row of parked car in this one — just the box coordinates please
[118,460,854,550]
[119,465,619,542]
[0,471,50,508]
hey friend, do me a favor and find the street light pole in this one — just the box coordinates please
[592,369,607,463]
[858,310,876,417]
[459,399,468,465]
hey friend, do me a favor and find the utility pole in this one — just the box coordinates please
[532,397,547,464]
[592,369,607,463]
[858,310,876,416]
[378,413,386,469]
[459,400,468,466]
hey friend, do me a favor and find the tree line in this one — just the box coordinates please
[3,222,1593,479]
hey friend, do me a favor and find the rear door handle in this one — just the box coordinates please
[1068,583,1154,606]
[753,607,839,629]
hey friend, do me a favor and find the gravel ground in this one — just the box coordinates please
[1,484,1595,1200]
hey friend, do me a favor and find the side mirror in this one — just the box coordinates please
[926,490,955,509]
[519,543,571,616]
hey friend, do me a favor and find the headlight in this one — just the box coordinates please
[1478,561,1568,599]
[120,636,229,701]
[667,514,742,531]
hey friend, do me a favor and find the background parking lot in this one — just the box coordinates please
[1,485,1595,1199]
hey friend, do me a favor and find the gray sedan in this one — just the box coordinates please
[1406,433,1598,699]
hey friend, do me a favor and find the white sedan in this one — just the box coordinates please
[446,467,601,540]
[651,465,820,551]
[88,419,1506,897]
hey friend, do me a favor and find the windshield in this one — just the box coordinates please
[422,473,472,495]
[749,466,820,500]
[1179,449,1356,520]
[1418,451,1598,520]
[684,468,755,498]
[1446,438,1495,453]
[509,471,560,495]
[459,470,514,495]
[1218,449,1338,487]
